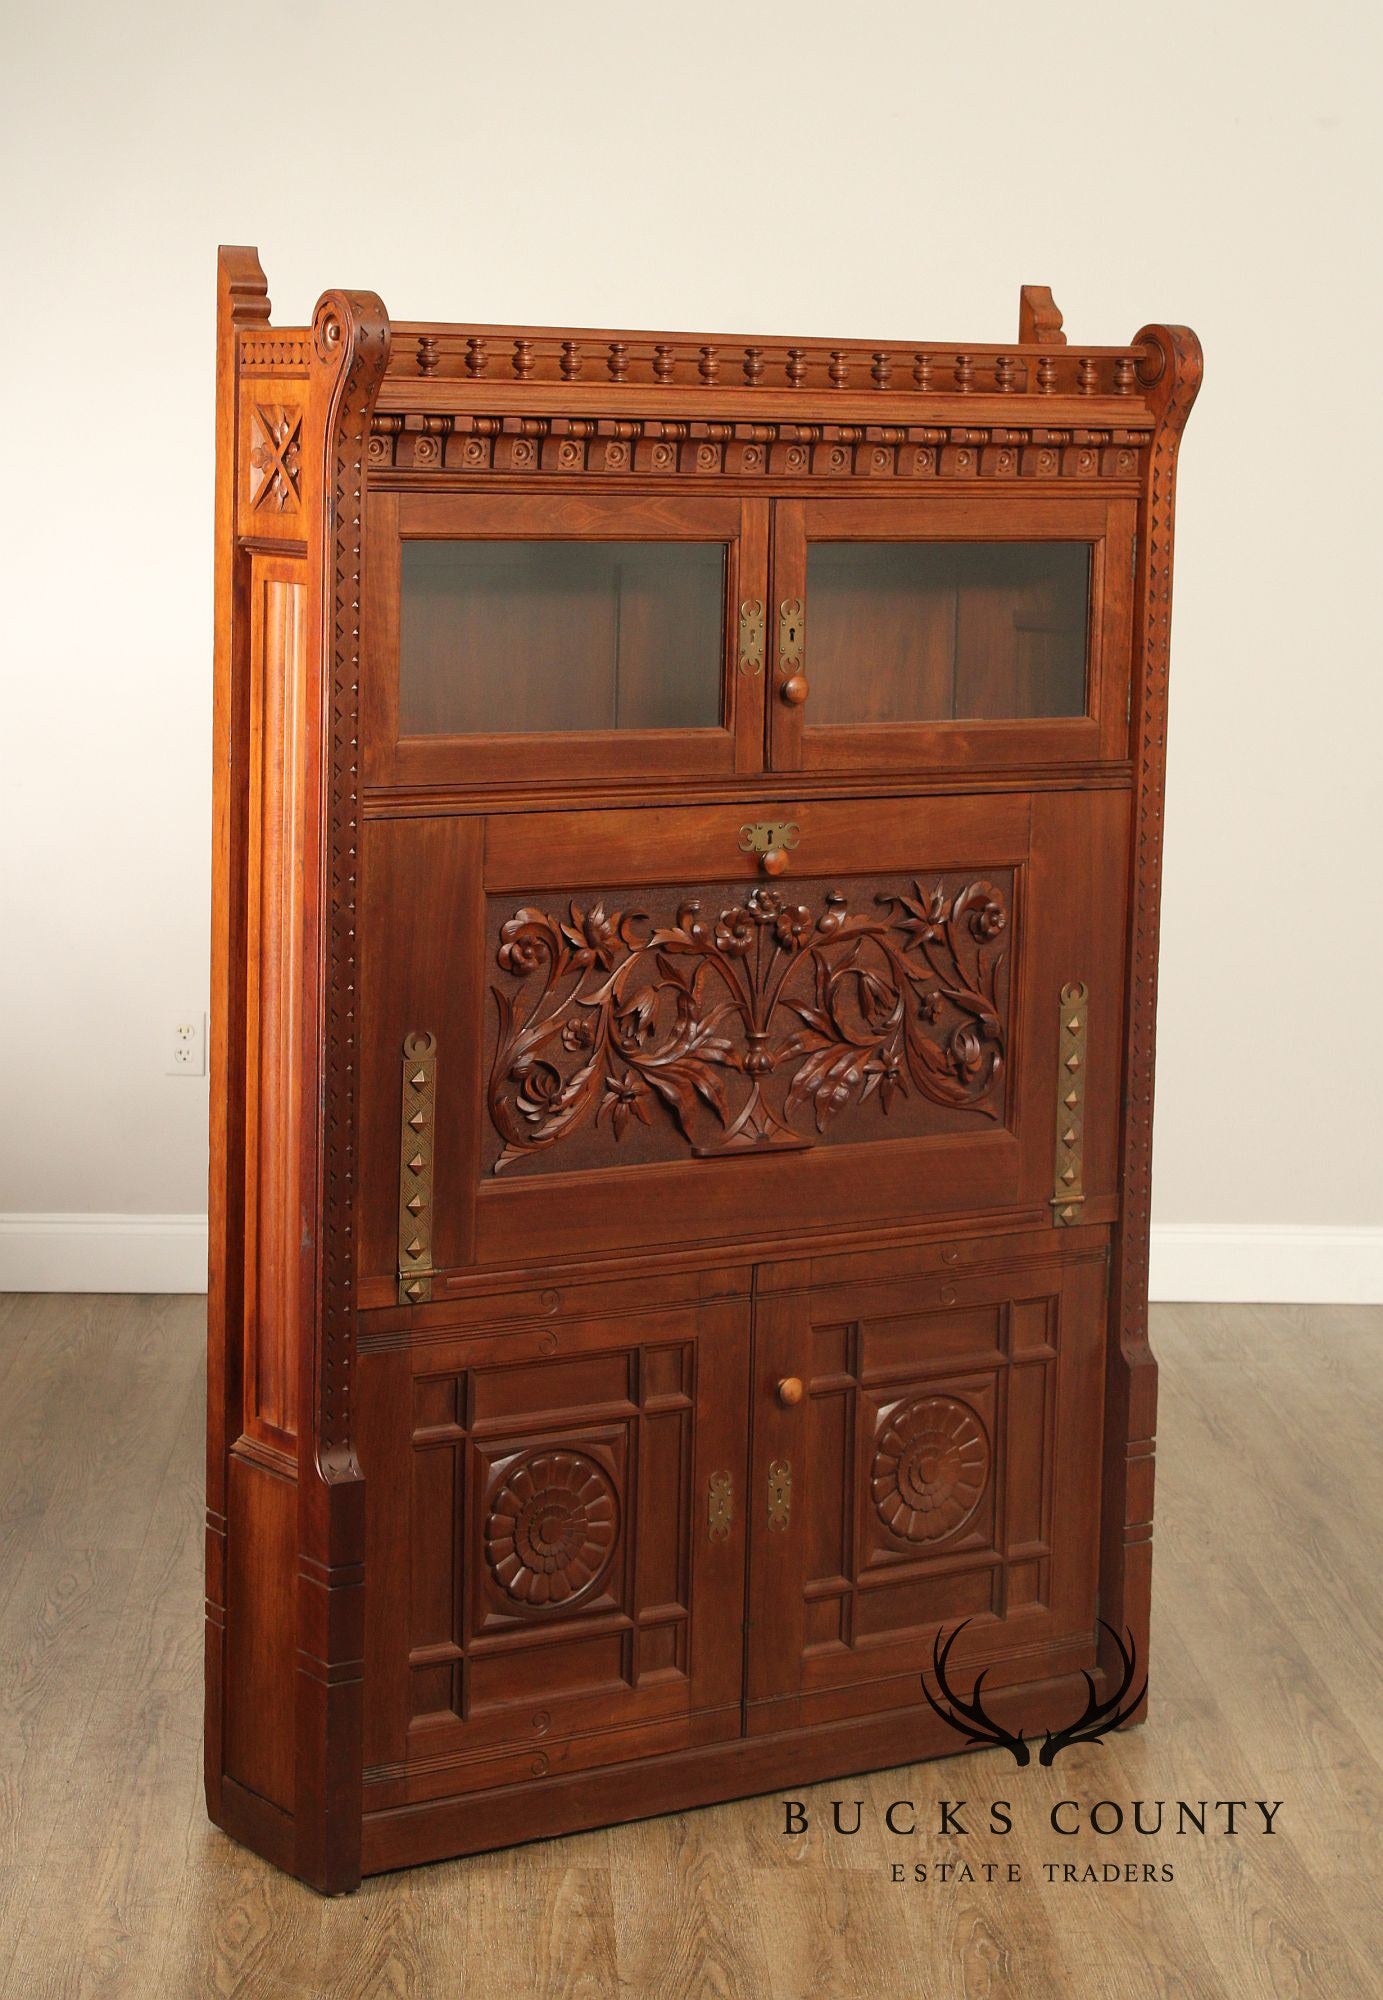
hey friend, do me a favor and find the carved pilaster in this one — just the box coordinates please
[1102,321,1202,1713]
[294,283,390,1893]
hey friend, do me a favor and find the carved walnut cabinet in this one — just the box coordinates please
[207,248,1199,1890]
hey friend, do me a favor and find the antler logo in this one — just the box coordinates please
[920,1619,1147,1767]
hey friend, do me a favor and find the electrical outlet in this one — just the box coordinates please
[168,1014,207,1077]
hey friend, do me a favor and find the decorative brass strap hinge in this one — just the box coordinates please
[708,1471,734,1541]
[398,1031,437,1303]
[1051,982,1087,1226]
[738,598,765,674]
[767,1459,792,1530]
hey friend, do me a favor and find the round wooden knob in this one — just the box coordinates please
[776,1376,804,1407]
[781,674,809,706]
[761,847,789,877]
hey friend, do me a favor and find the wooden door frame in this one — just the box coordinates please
[361,490,769,791]
[767,491,1136,775]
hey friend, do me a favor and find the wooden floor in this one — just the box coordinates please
[0,1295,1378,1999]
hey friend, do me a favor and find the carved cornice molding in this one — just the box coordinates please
[367,412,1147,483]
[388,327,1146,401]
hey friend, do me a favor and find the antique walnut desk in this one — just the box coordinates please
[207,247,1199,1890]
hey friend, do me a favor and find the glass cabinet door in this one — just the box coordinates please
[365,494,767,789]
[769,496,1135,773]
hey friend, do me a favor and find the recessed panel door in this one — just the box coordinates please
[745,1251,1107,1736]
[360,1295,751,1805]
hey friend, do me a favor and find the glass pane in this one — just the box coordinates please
[399,540,726,735]
[806,541,1090,725]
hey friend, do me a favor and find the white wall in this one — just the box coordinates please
[2,0,1380,1299]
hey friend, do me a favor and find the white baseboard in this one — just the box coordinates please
[0,1214,1379,1306]
[1147,1223,1382,1306]
[0,1213,209,1294]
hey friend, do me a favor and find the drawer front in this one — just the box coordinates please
[358,789,1128,1296]
[746,1249,1108,1733]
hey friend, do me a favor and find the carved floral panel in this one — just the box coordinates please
[484,871,1014,1176]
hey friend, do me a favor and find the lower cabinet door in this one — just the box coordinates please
[745,1251,1107,1734]
[360,1296,750,1806]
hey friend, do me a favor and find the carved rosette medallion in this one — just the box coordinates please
[871,1395,990,1544]
[485,1448,619,1609]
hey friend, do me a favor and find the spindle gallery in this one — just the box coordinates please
[208,250,1199,1890]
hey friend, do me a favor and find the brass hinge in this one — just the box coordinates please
[1050,983,1087,1226]
[738,598,765,675]
[767,1458,792,1530]
[398,1030,437,1303]
[708,1471,734,1541]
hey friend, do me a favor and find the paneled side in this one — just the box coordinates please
[224,1453,297,1812]
[241,561,307,1453]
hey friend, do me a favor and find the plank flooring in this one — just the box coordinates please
[0,1295,1378,1998]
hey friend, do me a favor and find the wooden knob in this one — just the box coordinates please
[781,674,809,706]
[761,847,789,877]
[776,1376,804,1407]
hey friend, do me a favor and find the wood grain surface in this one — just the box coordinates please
[1,1292,1377,1997]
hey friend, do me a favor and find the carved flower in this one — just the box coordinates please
[715,908,755,957]
[865,1050,905,1112]
[561,902,622,969]
[970,899,1007,941]
[774,904,814,950]
[613,991,658,1048]
[747,887,782,921]
[498,912,556,975]
[889,882,950,948]
[920,990,944,1024]
[598,1071,652,1140]
[561,1017,595,1053]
